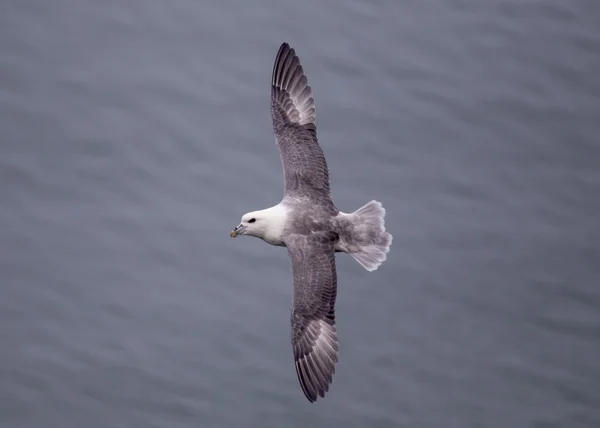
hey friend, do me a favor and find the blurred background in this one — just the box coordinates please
[1,0,599,427]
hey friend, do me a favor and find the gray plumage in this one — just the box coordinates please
[272,42,392,402]
[271,43,341,402]
[271,43,335,211]
[231,42,392,403]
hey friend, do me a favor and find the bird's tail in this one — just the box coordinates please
[347,200,392,272]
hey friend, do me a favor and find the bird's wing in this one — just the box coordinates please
[286,231,339,402]
[271,43,334,208]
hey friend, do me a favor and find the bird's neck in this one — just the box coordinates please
[259,204,288,246]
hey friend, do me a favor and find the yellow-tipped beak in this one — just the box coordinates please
[230,224,246,238]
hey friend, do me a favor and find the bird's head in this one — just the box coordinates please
[230,211,264,239]
[230,205,287,245]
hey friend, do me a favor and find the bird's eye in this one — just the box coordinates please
[248,218,256,223]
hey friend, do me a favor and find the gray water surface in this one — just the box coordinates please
[1,1,600,427]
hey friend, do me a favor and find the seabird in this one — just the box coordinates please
[230,42,392,403]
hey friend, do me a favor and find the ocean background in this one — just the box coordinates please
[1,0,599,427]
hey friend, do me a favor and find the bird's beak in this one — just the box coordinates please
[229,224,246,238]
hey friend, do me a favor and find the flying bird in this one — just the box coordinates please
[230,42,392,403]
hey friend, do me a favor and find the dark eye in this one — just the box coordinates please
[248,218,256,223]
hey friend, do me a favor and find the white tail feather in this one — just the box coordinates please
[348,201,393,271]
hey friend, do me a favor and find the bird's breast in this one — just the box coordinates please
[261,233,286,247]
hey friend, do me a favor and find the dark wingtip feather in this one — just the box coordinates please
[271,42,316,127]
[293,319,338,403]
[296,360,318,403]
[272,42,291,87]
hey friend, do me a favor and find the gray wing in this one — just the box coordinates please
[286,232,339,403]
[271,43,335,209]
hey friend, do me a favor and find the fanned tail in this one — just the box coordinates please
[347,201,392,272]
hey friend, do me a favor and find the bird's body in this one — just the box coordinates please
[230,43,392,403]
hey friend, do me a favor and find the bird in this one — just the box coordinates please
[230,42,392,403]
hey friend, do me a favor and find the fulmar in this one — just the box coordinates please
[230,42,393,403]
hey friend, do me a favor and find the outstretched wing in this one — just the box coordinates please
[271,43,333,205]
[286,232,339,403]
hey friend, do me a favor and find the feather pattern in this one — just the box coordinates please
[271,43,334,209]
[286,232,339,403]
[230,42,393,403]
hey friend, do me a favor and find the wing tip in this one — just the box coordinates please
[295,357,334,403]
[271,42,316,126]
[293,320,339,403]
[272,43,295,87]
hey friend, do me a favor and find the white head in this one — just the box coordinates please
[229,205,287,245]
[229,210,266,239]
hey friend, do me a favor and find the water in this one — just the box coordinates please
[1,0,599,426]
